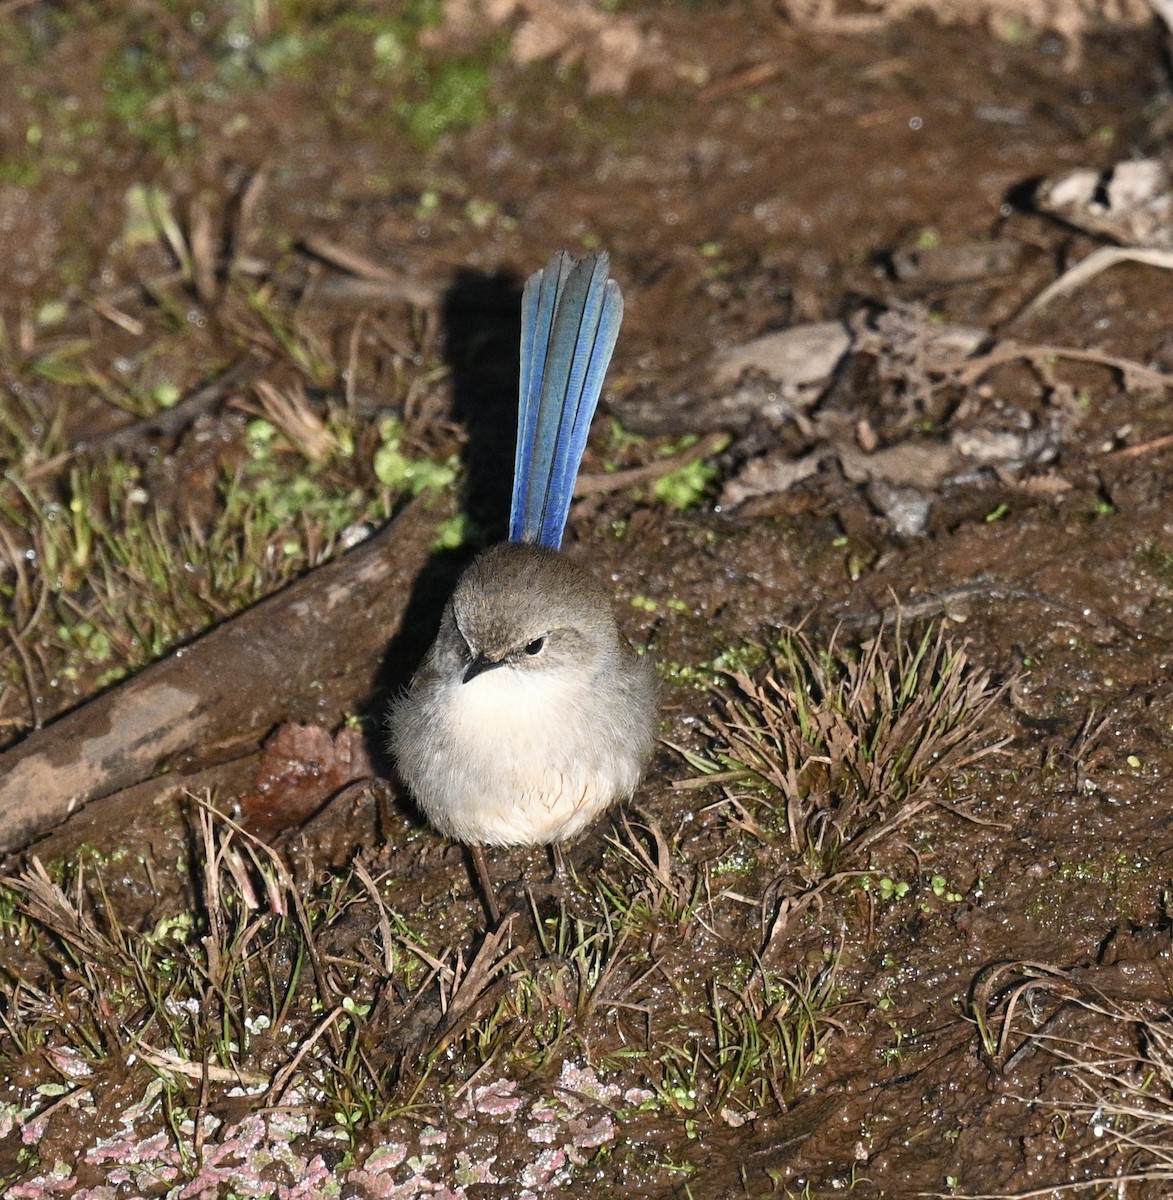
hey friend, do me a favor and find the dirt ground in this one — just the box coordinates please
[2,2,1173,1197]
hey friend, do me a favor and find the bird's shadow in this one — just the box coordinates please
[362,265,525,791]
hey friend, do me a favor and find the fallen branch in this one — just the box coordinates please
[0,498,437,855]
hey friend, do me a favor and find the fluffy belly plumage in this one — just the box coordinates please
[397,666,642,847]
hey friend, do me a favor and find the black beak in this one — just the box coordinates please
[463,654,502,684]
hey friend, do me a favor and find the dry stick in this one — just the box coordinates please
[301,235,439,310]
[0,497,437,855]
[16,267,190,354]
[345,312,368,410]
[93,352,270,452]
[1021,246,1173,317]
[266,1008,346,1107]
[575,431,728,496]
[19,354,269,483]
[231,168,268,268]
[952,340,1173,391]
[86,296,145,336]
[1105,431,1173,459]
[698,61,783,102]
[189,192,220,307]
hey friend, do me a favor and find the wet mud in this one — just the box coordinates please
[1,5,1172,1197]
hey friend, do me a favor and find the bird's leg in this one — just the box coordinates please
[468,843,503,927]
[549,841,568,885]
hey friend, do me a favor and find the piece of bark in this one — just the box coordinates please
[239,723,375,842]
[22,756,258,866]
[710,320,851,396]
[1034,159,1173,249]
[0,498,437,855]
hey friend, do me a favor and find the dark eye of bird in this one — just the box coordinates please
[524,637,545,656]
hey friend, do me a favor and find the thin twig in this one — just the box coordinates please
[953,340,1173,391]
[575,432,729,496]
[86,296,145,336]
[1021,246,1173,317]
[17,354,268,483]
[1104,431,1173,459]
[265,1007,345,1105]
[301,235,438,309]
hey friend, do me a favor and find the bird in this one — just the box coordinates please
[388,250,659,925]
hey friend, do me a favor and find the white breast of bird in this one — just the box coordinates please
[423,660,640,847]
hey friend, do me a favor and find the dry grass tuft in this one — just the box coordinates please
[965,960,1173,1191]
[698,623,1007,872]
[0,799,458,1146]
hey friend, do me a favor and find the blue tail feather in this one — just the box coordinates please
[514,252,571,513]
[510,251,623,549]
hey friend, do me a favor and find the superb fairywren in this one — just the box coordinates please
[389,251,659,924]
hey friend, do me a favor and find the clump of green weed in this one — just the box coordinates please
[652,434,725,510]
[705,955,839,1112]
[0,400,458,707]
[651,955,839,1124]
